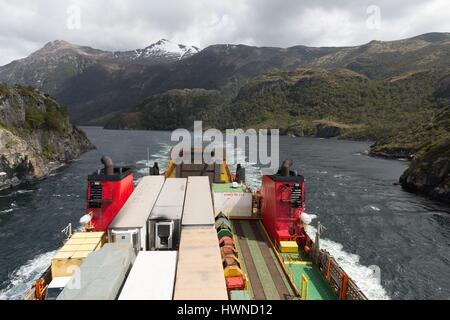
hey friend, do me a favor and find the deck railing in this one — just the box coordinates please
[316,249,368,300]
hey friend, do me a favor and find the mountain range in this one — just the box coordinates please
[0,39,201,123]
[0,33,449,202]
[1,33,449,124]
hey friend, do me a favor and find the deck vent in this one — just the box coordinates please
[155,221,174,250]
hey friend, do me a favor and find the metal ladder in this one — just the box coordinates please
[291,185,302,208]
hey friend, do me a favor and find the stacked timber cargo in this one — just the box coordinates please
[148,178,187,250]
[108,176,165,252]
[174,176,228,300]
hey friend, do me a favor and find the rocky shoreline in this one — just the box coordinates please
[278,128,449,205]
[0,84,95,191]
[366,143,449,204]
[398,140,450,204]
[400,158,450,204]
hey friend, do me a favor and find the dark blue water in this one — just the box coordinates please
[0,128,449,299]
[278,137,450,300]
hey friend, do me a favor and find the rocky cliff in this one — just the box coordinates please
[399,107,450,203]
[0,84,94,190]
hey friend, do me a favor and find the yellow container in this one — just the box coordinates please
[51,232,106,278]
[224,265,245,278]
[279,241,298,253]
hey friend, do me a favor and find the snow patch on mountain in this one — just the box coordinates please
[133,39,200,60]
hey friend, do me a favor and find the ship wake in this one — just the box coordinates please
[0,251,56,300]
[306,226,390,300]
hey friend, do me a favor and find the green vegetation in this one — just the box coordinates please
[5,138,19,149]
[0,83,10,96]
[105,89,224,130]
[24,106,45,129]
[207,68,444,142]
[23,99,67,132]
[42,143,56,159]
[112,67,447,144]
[24,105,66,131]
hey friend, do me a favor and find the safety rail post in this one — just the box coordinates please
[300,274,309,300]
[339,273,349,300]
[326,256,332,281]
[61,223,73,240]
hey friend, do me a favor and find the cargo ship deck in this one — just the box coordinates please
[23,155,367,301]
[232,220,336,300]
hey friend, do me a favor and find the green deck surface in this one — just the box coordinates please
[230,290,251,300]
[232,219,337,301]
[232,230,256,300]
[232,220,296,300]
[282,253,337,300]
[240,221,281,300]
[213,183,246,193]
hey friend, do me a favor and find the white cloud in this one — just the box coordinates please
[0,0,449,65]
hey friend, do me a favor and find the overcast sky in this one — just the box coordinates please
[1,0,449,65]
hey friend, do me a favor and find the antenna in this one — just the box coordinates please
[147,147,151,176]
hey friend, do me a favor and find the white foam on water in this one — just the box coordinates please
[306,225,390,300]
[0,251,56,300]
[150,143,173,166]
[137,168,151,175]
[0,208,14,214]
[16,190,33,194]
[135,160,150,166]
[223,139,262,190]
[0,194,12,198]
[135,143,173,177]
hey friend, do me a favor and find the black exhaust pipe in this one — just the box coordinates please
[281,160,293,177]
[101,156,114,176]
